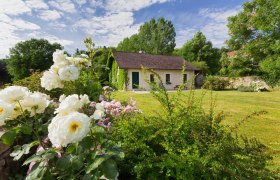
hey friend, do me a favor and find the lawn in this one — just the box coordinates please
[112,90,280,169]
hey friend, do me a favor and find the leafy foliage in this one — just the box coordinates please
[6,39,62,81]
[178,32,221,74]
[202,76,230,90]
[226,0,280,85]
[111,70,277,179]
[117,17,176,55]
[109,60,128,90]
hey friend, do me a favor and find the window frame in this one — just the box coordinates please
[165,74,171,84]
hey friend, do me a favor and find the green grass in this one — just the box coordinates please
[112,90,280,169]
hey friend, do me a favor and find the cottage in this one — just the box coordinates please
[110,51,200,91]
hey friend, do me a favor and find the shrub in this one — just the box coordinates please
[237,84,255,92]
[237,82,269,92]
[111,71,278,179]
[202,76,230,90]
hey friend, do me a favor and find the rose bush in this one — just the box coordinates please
[0,39,140,179]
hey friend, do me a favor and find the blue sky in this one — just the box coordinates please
[0,0,248,58]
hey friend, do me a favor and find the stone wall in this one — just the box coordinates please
[223,76,270,90]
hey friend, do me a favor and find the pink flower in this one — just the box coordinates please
[90,101,96,107]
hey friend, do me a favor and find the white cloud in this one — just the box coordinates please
[74,0,171,47]
[27,31,74,47]
[25,0,49,10]
[199,7,241,47]
[199,7,241,23]
[49,21,67,30]
[48,0,77,13]
[104,0,170,13]
[74,12,141,46]
[176,6,241,48]
[176,28,197,47]
[0,0,31,15]
[0,12,40,58]
[73,0,87,6]
[38,10,62,21]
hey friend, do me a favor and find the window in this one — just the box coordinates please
[166,74,171,84]
[150,74,155,82]
[183,74,187,83]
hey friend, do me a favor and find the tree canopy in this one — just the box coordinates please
[225,0,280,85]
[178,32,221,74]
[117,17,176,55]
[6,38,62,81]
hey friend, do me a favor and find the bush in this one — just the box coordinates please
[237,82,269,92]
[13,71,63,98]
[202,76,230,90]
[111,71,278,179]
[237,84,255,92]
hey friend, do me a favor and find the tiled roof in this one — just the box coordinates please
[227,51,236,58]
[113,51,199,71]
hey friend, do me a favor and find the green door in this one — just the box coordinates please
[132,72,139,89]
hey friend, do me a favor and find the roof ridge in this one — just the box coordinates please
[113,51,184,59]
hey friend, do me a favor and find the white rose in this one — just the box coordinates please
[0,100,14,126]
[48,112,91,147]
[79,94,90,105]
[95,103,105,111]
[58,65,79,81]
[21,92,50,117]
[92,110,104,120]
[69,57,91,68]
[55,94,83,116]
[41,70,64,91]
[0,86,30,104]
[49,65,60,74]
[53,50,68,67]
[59,94,66,102]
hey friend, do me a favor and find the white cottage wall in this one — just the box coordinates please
[126,69,195,91]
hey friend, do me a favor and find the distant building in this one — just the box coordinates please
[110,51,200,90]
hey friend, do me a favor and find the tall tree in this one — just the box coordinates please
[6,39,62,80]
[117,17,176,55]
[0,59,11,84]
[179,32,221,74]
[226,0,280,85]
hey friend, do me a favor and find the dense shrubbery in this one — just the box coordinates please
[111,71,278,179]
[202,76,230,90]
[237,82,269,92]
[237,84,256,92]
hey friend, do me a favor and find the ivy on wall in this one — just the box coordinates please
[108,52,128,90]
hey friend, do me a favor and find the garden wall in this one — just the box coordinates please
[225,76,270,89]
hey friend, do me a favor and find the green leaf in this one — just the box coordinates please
[26,162,46,180]
[11,141,39,161]
[82,174,99,180]
[21,123,33,135]
[66,144,76,154]
[56,154,71,170]
[23,155,42,166]
[70,155,83,171]
[1,130,16,145]
[100,159,119,180]
[79,136,93,149]
[42,152,57,160]
[86,156,108,174]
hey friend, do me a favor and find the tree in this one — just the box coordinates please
[6,39,62,80]
[226,0,280,85]
[0,59,11,84]
[179,32,221,74]
[117,17,176,55]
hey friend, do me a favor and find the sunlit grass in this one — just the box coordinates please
[112,90,280,169]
